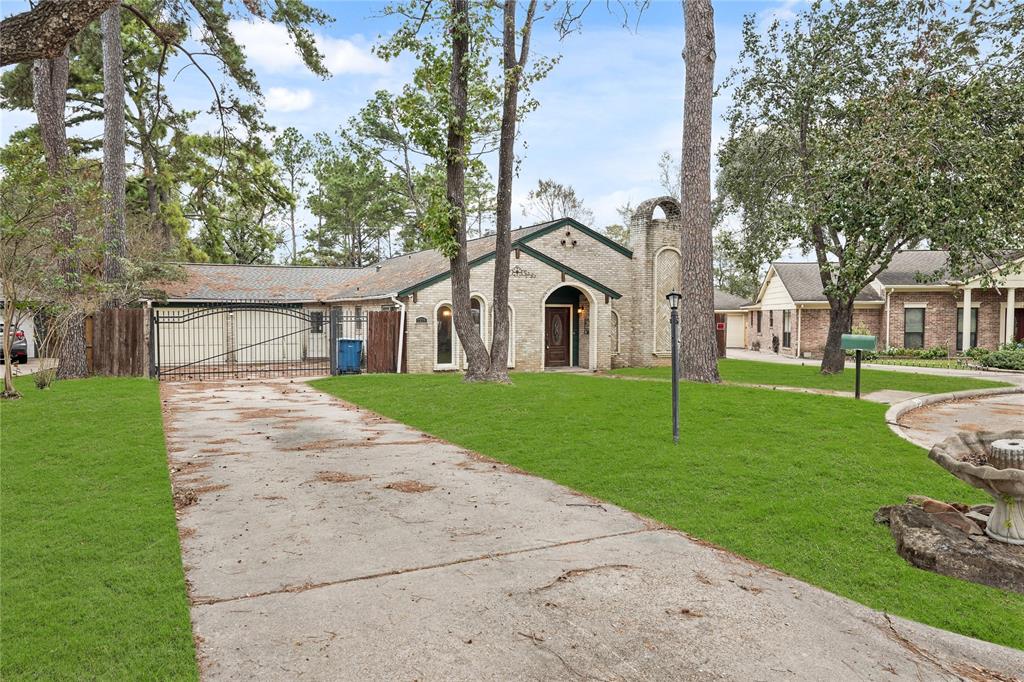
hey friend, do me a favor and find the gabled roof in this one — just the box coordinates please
[327,217,630,301]
[764,262,883,303]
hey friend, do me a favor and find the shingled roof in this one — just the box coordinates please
[153,218,631,303]
[155,263,363,302]
[874,251,952,286]
[713,290,749,311]
[770,263,883,302]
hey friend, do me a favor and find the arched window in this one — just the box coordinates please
[471,297,484,343]
[436,304,453,366]
[610,309,620,354]
[654,248,681,353]
[507,305,515,367]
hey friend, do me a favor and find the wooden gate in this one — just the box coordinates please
[87,308,147,376]
[365,310,404,373]
[714,314,727,358]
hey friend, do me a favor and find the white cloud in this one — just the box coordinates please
[265,87,314,112]
[229,20,389,77]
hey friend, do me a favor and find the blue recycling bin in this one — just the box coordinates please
[336,338,363,374]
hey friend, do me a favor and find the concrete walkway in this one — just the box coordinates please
[162,380,1024,680]
[728,348,1024,387]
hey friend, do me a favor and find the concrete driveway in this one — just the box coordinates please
[162,380,1023,680]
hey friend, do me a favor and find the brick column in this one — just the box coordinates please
[961,287,973,351]
[1008,288,1017,344]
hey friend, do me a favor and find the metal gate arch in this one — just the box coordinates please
[151,301,340,380]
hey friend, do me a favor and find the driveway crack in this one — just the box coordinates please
[191,528,657,607]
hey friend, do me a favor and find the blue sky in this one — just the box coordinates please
[0,0,802,253]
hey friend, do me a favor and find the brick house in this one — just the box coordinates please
[156,196,746,374]
[742,252,1024,358]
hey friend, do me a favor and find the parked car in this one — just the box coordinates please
[0,323,29,364]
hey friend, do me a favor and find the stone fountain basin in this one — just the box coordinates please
[929,430,1024,545]
[928,430,1024,499]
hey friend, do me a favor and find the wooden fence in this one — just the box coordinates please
[86,308,147,376]
[365,310,406,373]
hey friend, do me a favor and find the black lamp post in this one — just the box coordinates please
[666,290,682,444]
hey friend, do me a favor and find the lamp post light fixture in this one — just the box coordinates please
[666,290,683,444]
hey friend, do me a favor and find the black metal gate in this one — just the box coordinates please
[151,302,363,381]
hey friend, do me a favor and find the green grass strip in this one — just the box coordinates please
[1,377,197,680]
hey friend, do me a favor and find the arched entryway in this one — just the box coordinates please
[543,285,593,369]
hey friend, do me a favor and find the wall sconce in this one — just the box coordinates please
[441,308,451,317]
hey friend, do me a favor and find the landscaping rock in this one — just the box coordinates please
[921,498,957,514]
[887,504,1024,594]
[970,504,994,516]
[965,510,989,530]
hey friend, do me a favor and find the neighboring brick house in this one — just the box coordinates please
[155,196,746,374]
[741,252,1024,358]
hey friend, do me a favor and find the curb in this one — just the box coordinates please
[884,386,1024,449]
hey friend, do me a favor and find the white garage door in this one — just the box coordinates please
[726,313,745,348]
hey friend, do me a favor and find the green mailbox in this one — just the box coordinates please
[841,334,876,399]
[841,334,877,352]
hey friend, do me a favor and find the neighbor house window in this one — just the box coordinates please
[436,305,453,366]
[956,307,978,351]
[904,307,925,348]
[769,310,774,328]
[782,310,792,348]
[310,311,324,334]
[757,311,762,333]
[355,305,363,331]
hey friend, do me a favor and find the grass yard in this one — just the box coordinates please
[1,377,197,680]
[313,372,1024,650]
[611,358,1009,394]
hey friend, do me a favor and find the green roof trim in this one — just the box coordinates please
[517,217,633,258]
[396,250,498,298]
[396,218,630,298]
[515,244,622,299]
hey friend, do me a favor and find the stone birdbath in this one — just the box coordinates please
[929,431,1024,545]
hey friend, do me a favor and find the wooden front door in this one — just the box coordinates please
[545,307,571,367]
[1015,313,1024,343]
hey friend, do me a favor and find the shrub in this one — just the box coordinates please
[981,348,1024,371]
[964,346,991,363]
[33,367,56,390]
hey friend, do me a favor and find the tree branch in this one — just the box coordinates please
[0,0,118,66]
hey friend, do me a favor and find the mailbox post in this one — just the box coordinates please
[840,334,877,399]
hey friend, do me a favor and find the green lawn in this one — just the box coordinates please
[611,358,1008,394]
[1,377,197,680]
[313,372,1024,650]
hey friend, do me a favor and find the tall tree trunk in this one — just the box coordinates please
[446,0,489,380]
[32,50,88,379]
[487,0,537,382]
[101,2,126,305]
[290,203,297,263]
[820,298,854,374]
[2,280,18,398]
[679,0,720,383]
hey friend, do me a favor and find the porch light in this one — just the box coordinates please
[441,308,451,317]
